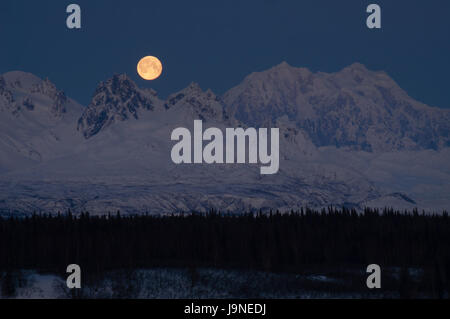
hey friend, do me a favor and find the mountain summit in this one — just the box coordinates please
[0,72,83,169]
[224,62,450,151]
[1,71,71,119]
[77,74,162,138]
[165,82,230,123]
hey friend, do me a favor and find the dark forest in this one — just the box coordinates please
[0,207,449,298]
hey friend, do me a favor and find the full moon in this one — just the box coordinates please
[137,56,163,80]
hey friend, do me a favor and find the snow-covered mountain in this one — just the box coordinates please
[1,64,449,214]
[0,71,84,173]
[165,82,232,124]
[224,62,450,152]
[78,74,163,138]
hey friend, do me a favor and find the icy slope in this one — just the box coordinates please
[0,72,84,173]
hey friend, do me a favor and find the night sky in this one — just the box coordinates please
[0,0,449,108]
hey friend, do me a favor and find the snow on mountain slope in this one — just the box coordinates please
[165,82,233,124]
[0,72,84,173]
[0,64,450,214]
[77,74,163,138]
[224,62,450,152]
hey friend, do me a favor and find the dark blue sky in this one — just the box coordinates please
[0,0,449,108]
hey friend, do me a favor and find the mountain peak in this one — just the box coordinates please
[0,72,69,118]
[224,61,450,151]
[165,83,227,122]
[244,61,312,83]
[113,73,135,84]
[336,63,375,80]
[1,71,42,90]
[116,73,131,80]
[30,77,68,117]
[95,74,137,95]
[183,82,203,94]
[1,71,64,93]
[78,74,161,139]
[345,62,369,72]
[273,61,292,69]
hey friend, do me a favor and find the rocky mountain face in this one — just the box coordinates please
[30,78,68,118]
[165,82,231,124]
[77,74,163,138]
[0,76,15,108]
[0,72,83,170]
[0,72,70,119]
[224,62,450,152]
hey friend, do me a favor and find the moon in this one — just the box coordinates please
[137,56,163,80]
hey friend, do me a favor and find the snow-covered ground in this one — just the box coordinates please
[1,268,406,299]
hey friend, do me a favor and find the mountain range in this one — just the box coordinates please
[1,62,449,214]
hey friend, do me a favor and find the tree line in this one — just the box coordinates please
[0,207,448,275]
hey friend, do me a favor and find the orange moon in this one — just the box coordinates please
[137,56,163,80]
